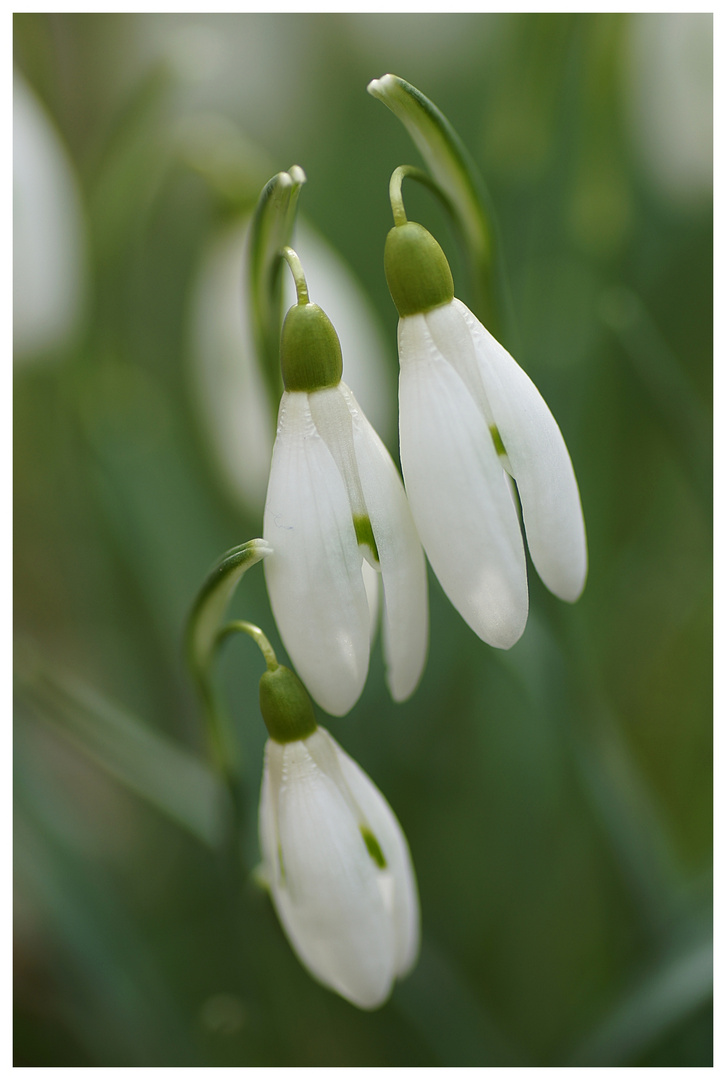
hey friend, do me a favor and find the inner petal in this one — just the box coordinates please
[309,386,379,566]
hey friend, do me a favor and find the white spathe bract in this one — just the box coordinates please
[398,298,587,648]
[264,382,428,716]
[259,727,419,1009]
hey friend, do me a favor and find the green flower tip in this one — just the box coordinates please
[280,302,343,392]
[384,221,454,318]
[259,664,318,743]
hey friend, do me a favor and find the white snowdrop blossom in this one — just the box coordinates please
[14,70,86,362]
[259,723,420,1009]
[385,220,587,648]
[264,257,428,716]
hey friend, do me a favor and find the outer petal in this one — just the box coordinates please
[398,312,528,648]
[338,383,428,702]
[263,392,369,716]
[454,300,588,602]
[326,732,421,978]
[272,735,395,1009]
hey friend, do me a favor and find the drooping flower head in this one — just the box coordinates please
[257,659,420,1009]
[384,187,587,649]
[263,247,428,716]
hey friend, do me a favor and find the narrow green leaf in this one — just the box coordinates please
[599,286,712,517]
[186,538,273,679]
[368,74,507,336]
[565,936,712,1066]
[16,659,226,848]
[248,165,306,406]
[185,539,272,779]
[394,937,527,1066]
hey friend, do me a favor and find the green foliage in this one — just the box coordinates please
[14,12,712,1066]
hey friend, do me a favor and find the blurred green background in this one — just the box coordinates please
[14,12,712,1067]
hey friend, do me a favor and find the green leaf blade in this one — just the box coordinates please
[17,662,226,849]
[186,538,273,679]
[248,165,306,403]
[368,73,506,337]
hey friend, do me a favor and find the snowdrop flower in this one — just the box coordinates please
[384,199,587,649]
[258,661,420,1009]
[263,248,428,716]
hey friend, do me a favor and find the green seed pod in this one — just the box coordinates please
[280,302,343,392]
[259,664,318,743]
[384,221,454,318]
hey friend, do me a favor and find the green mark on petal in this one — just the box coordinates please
[361,826,387,869]
[354,514,380,564]
[489,424,507,458]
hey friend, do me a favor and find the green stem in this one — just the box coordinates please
[215,620,279,672]
[388,164,456,228]
[281,246,309,306]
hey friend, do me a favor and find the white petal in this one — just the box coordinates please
[338,383,429,701]
[263,392,370,715]
[398,312,528,648]
[361,560,381,644]
[454,301,588,602]
[272,735,395,1009]
[325,731,421,979]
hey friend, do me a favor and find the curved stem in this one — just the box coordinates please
[281,246,309,305]
[388,164,456,227]
[215,620,279,672]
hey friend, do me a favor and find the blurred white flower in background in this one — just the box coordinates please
[189,218,394,516]
[136,15,320,151]
[625,13,712,207]
[13,71,87,361]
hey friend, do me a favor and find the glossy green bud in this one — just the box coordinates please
[280,302,343,392]
[259,664,318,743]
[384,221,454,318]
